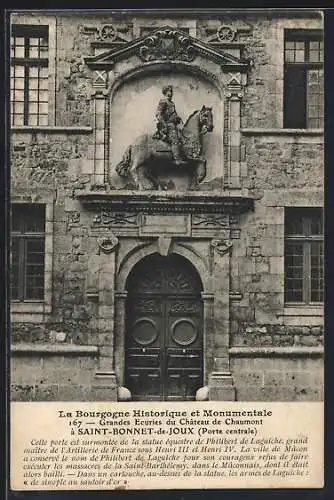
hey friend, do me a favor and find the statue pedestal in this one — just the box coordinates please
[208,371,236,401]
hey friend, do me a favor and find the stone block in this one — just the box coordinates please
[298,335,321,347]
[311,326,323,336]
[234,385,263,401]
[11,384,36,402]
[271,335,294,346]
[293,386,324,402]
[208,372,236,401]
[285,370,324,387]
[34,384,60,401]
[230,306,255,322]
[233,370,264,386]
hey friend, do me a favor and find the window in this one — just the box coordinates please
[10,25,49,126]
[284,30,323,129]
[11,204,46,301]
[284,208,323,303]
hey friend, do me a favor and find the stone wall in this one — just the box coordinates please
[10,11,324,401]
[11,347,98,401]
[230,351,324,401]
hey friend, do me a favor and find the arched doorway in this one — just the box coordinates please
[125,253,203,401]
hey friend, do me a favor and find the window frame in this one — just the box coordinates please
[284,207,323,305]
[11,25,49,127]
[283,29,323,130]
[10,16,56,128]
[11,201,53,322]
[12,233,45,302]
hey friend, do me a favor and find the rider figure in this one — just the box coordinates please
[153,85,186,165]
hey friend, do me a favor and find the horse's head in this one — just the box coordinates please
[199,106,214,135]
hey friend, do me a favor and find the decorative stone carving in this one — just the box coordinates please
[92,212,138,228]
[193,214,229,228]
[222,72,247,87]
[201,22,252,45]
[138,29,196,62]
[100,24,118,41]
[93,70,108,88]
[217,25,236,42]
[115,97,213,190]
[225,88,244,100]
[84,26,250,72]
[157,236,172,256]
[211,239,233,255]
[81,23,132,43]
[97,234,119,254]
[66,211,80,230]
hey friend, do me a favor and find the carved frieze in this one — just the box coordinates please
[84,26,250,71]
[97,234,119,254]
[211,239,233,256]
[192,214,229,228]
[217,25,237,43]
[138,29,196,62]
[80,23,133,43]
[92,211,138,228]
[100,25,118,42]
[200,22,252,44]
[66,211,81,231]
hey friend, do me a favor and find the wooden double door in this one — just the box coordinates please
[125,254,203,401]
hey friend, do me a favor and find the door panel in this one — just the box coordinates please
[125,254,203,401]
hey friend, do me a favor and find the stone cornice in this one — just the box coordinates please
[12,10,323,19]
[75,189,254,214]
[241,128,324,136]
[11,343,99,356]
[11,126,93,134]
[229,346,324,357]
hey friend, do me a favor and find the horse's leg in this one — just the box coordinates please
[129,145,148,190]
[130,139,158,190]
[189,158,206,190]
[195,158,207,185]
[136,165,156,190]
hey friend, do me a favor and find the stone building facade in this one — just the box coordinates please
[10,9,324,402]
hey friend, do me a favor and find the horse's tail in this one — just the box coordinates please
[115,145,132,177]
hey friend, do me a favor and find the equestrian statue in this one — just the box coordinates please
[115,85,213,190]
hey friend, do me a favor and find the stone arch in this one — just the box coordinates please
[116,240,211,293]
[109,61,225,101]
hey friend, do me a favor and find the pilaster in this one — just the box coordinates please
[209,237,236,400]
[222,72,247,189]
[91,70,109,188]
[92,234,118,400]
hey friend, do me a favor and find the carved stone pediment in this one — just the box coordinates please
[84,26,249,71]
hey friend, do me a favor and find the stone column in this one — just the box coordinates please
[92,235,118,400]
[91,70,109,189]
[222,73,246,189]
[208,239,236,400]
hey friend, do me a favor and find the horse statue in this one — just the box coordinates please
[114,106,213,190]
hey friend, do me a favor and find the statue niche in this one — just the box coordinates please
[114,85,213,190]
